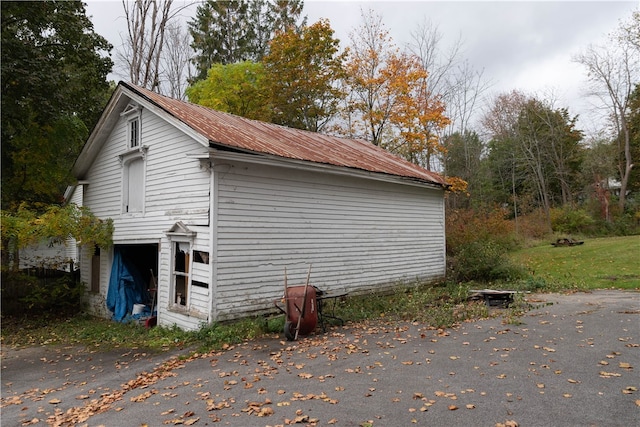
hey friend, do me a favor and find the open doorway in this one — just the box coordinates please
[106,243,158,322]
[117,243,158,288]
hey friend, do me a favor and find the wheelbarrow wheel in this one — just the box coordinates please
[284,320,297,341]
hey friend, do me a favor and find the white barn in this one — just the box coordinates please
[70,82,449,330]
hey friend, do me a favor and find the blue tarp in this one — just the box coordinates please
[106,248,148,322]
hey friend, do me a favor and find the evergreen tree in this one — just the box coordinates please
[189,0,305,81]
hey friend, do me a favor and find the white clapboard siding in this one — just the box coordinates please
[81,107,212,328]
[155,226,212,329]
[212,160,445,320]
[84,108,210,239]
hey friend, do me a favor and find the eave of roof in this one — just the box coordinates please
[119,82,448,188]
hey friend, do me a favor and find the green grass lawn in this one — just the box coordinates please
[512,235,640,290]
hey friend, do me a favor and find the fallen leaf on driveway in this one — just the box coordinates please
[600,371,622,378]
[131,390,157,402]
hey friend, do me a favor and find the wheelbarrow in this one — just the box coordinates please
[274,266,317,341]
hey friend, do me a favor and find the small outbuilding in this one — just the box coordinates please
[70,82,449,330]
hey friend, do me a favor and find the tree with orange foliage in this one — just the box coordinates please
[343,9,449,170]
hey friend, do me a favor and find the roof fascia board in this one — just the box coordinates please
[72,89,127,177]
[209,149,444,191]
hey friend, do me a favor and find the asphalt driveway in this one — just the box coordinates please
[2,290,639,427]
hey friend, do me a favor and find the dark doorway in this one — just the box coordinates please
[116,243,159,288]
[107,243,159,322]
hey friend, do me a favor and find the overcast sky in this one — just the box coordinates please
[86,0,638,136]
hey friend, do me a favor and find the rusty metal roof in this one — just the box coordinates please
[123,82,448,187]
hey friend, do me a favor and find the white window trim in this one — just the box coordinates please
[121,103,142,149]
[128,116,140,148]
[119,146,148,215]
[170,239,192,310]
[166,223,197,315]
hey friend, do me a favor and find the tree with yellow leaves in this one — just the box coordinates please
[343,9,449,170]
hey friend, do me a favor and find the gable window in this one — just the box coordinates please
[121,103,141,149]
[129,117,140,148]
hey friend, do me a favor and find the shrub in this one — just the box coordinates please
[18,272,85,315]
[517,211,552,239]
[550,207,595,234]
[446,207,525,283]
[446,208,520,254]
[448,240,527,283]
